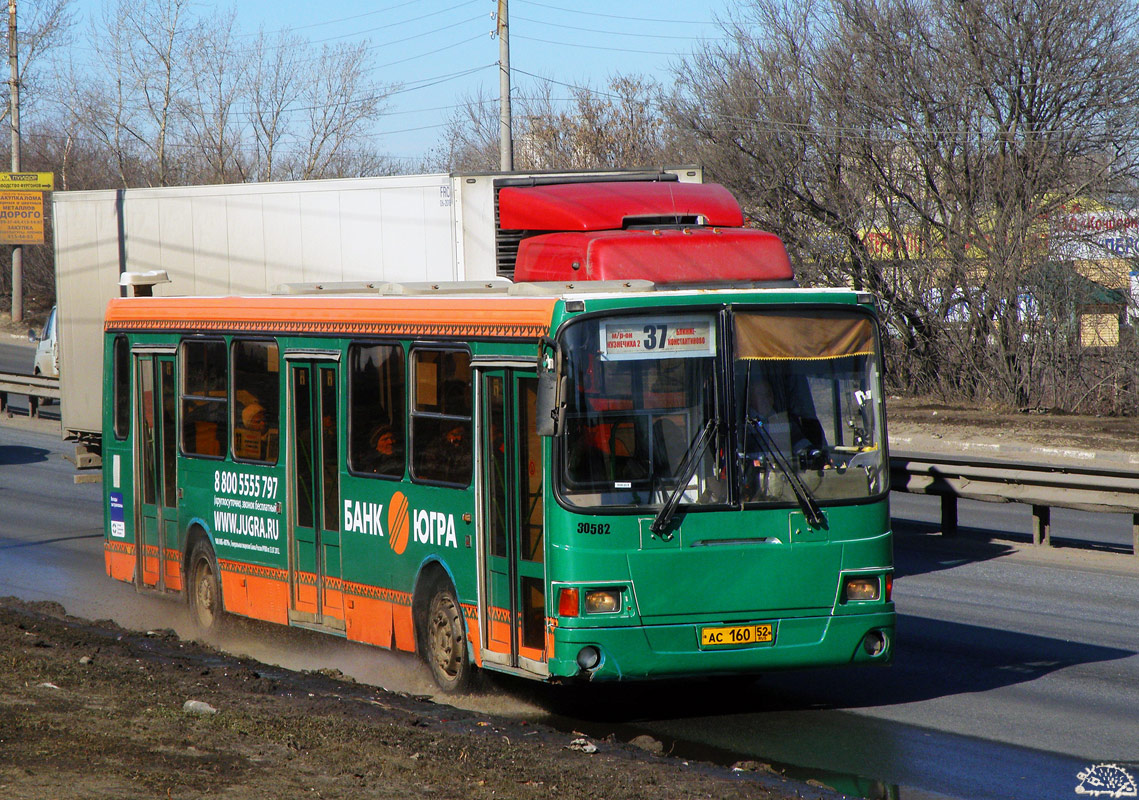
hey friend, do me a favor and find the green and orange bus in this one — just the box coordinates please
[102,279,894,691]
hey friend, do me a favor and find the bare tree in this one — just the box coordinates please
[435,75,685,173]
[520,75,677,170]
[672,0,1139,411]
[296,40,392,180]
[246,28,303,182]
[0,0,75,126]
[430,86,500,172]
[181,7,249,183]
[68,0,202,186]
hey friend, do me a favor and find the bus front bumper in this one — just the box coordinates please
[547,611,895,681]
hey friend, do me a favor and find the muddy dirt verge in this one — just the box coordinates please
[0,597,842,800]
[887,395,1139,464]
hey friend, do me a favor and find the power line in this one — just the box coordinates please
[243,0,473,38]
[517,0,716,25]
[512,34,688,57]
[307,0,484,45]
[509,68,1134,149]
[44,64,496,121]
[67,7,489,72]
[512,13,723,40]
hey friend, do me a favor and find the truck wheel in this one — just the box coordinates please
[188,540,224,633]
[423,578,472,693]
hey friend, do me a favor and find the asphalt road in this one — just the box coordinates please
[1,335,59,420]
[0,336,34,374]
[1,418,1137,800]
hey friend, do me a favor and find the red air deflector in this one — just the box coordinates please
[498,181,745,231]
[513,227,794,284]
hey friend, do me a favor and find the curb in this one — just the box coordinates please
[889,432,1139,468]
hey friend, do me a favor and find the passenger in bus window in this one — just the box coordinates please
[236,401,272,460]
[440,422,472,482]
[361,424,402,476]
[243,402,267,434]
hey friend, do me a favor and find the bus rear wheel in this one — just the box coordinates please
[188,540,224,633]
[423,579,472,693]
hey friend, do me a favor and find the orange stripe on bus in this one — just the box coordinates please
[345,595,395,649]
[220,560,288,582]
[488,618,512,653]
[163,549,183,591]
[104,545,135,582]
[141,544,161,586]
[219,568,290,624]
[393,605,415,653]
[321,584,344,619]
[104,295,557,339]
[518,644,545,662]
[462,603,482,667]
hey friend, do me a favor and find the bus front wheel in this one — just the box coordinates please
[188,540,224,633]
[423,578,472,693]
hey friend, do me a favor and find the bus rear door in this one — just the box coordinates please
[133,350,178,591]
[478,368,547,676]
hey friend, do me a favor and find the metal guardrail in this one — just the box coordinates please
[0,381,1134,550]
[891,450,1139,554]
[0,370,60,418]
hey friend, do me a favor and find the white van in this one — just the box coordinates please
[28,305,59,379]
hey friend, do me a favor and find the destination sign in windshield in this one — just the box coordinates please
[600,316,716,361]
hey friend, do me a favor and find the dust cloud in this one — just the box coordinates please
[63,588,551,721]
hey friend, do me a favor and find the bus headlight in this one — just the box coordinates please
[584,589,622,614]
[842,576,880,603]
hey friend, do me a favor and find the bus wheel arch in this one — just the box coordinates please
[413,563,473,693]
[185,527,225,634]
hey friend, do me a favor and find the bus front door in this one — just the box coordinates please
[134,353,178,591]
[479,369,547,676]
[286,360,344,632]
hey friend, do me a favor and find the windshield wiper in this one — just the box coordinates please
[650,418,716,536]
[745,416,826,528]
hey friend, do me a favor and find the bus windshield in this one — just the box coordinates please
[557,308,886,511]
[733,309,885,507]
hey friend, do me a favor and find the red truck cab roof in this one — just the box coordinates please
[499,181,793,284]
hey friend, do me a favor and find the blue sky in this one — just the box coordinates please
[69,0,732,163]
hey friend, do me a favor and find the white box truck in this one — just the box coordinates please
[51,168,703,459]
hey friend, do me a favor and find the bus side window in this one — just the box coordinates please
[112,336,130,439]
[231,339,280,464]
[181,339,228,458]
[347,343,406,478]
[410,349,471,486]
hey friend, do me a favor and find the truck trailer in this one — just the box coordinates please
[52,168,709,459]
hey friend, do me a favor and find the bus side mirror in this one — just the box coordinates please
[536,371,564,437]
[536,336,565,438]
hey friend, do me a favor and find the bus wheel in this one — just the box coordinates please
[188,540,224,633]
[423,579,471,693]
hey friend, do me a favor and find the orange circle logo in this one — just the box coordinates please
[388,491,410,555]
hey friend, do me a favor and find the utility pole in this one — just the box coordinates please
[7,0,20,323]
[497,0,513,172]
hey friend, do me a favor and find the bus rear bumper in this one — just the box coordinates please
[547,611,895,681]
